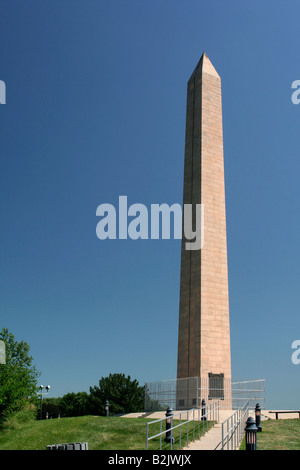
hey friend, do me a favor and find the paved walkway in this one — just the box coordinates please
[182,410,276,450]
[182,409,236,451]
[122,409,240,450]
[121,409,298,451]
[261,410,300,420]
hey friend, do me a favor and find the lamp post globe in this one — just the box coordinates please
[105,400,109,417]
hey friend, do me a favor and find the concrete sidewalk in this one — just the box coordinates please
[182,410,274,450]
[182,409,236,451]
[121,409,239,450]
[122,409,293,451]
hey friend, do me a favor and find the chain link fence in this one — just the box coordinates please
[144,377,265,411]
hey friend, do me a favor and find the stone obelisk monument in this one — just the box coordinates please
[177,53,231,406]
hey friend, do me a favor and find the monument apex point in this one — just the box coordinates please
[188,52,220,82]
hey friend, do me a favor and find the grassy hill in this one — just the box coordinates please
[0,410,209,451]
[240,419,300,451]
[3,409,298,451]
[0,414,149,450]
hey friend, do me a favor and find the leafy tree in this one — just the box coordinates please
[59,392,90,417]
[40,397,61,419]
[0,328,40,419]
[89,373,144,416]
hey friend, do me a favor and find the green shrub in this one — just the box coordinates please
[1,407,36,431]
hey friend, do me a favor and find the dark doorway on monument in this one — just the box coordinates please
[208,373,225,400]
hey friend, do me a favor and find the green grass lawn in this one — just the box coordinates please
[0,412,214,451]
[240,419,300,450]
[2,411,299,451]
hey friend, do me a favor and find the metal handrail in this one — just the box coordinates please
[146,400,220,450]
[217,400,250,450]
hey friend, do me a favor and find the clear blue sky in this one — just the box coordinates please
[0,1,299,409]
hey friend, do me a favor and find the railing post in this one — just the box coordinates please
[193,408,195,442]
[179,412,182,449]
[187,413,189,447]
[221,422,224,450]
[234,417,237,450]
[160,419,162,449]
[227,418,229,450]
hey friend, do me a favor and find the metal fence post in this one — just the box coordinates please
[179,413,182,448]
[192,408,195,442]
[160,420,162,450]
[186,413,189,447]
[146,423,149,450]
[221,422,224,450]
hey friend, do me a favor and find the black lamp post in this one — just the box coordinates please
[164,407,175,445]
[255,403,262,432]
[245,416,258,450]
[39,384,50,420]
[201,399,207,421]
[105,400,109,417]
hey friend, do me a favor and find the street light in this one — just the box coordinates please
[201,399,207,421]
[105,400,109,417]
[255,403,262,432]
[245,416,258,450]
[164,407,175,445]
[39,384,51,420]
